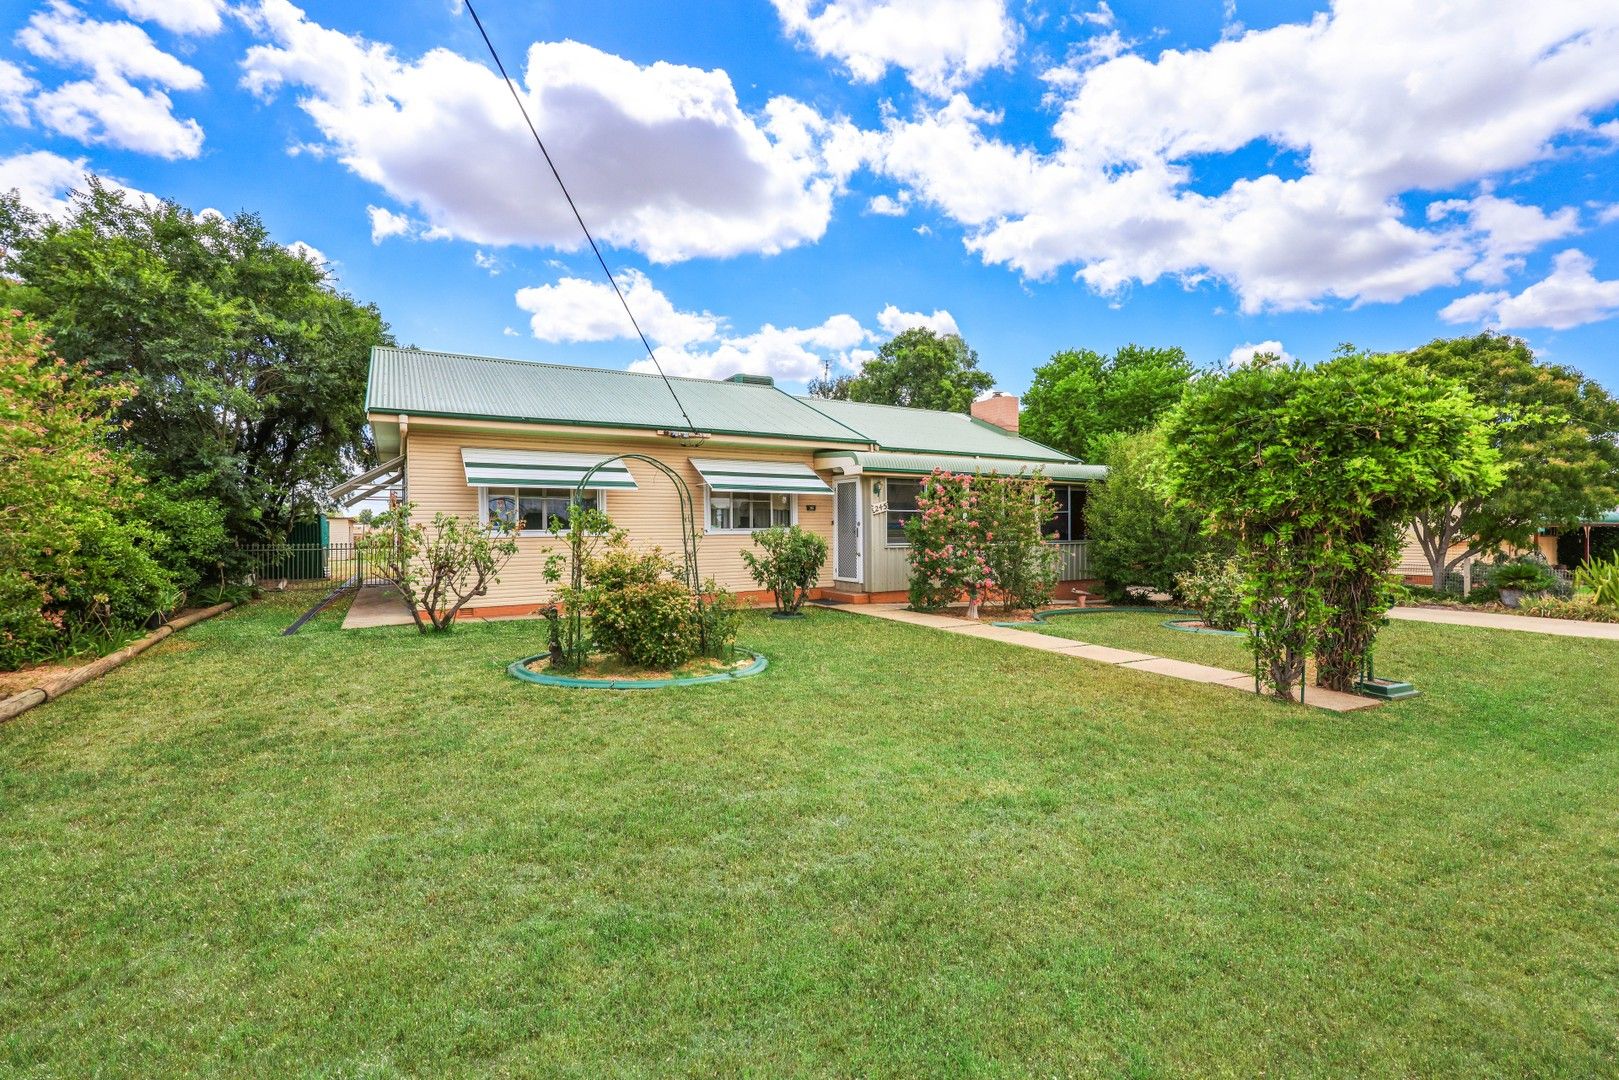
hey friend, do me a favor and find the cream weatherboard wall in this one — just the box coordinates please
[403,423,836,611]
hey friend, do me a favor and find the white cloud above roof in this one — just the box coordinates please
[871,0,1619,313]
[1226,340,1294,368]
[514,269,893,382]
[771,0,1020,96]
[1441,249,1619,330]
[875,304,959,336]
[240,0,866,262]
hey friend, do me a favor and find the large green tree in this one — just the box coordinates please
[1166,351,1498,696]
[812,328,993,413]
[1399,333,1619,585]
[1020,344,1198,461]
[0,180,391,544]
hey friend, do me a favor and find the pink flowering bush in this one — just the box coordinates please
[905,469,1057,616]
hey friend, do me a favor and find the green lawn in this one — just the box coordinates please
[3,596,1618,1076]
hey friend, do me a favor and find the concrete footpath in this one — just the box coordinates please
[1388,605,1619,640]
[828,604,1379,712]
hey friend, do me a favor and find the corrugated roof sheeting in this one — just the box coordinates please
[796,396,1074,461]
[368,348,867,444]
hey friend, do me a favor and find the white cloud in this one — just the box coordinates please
[109,0,226,35]
[241,0,865,262]
[875,304,959,336]
[0,61,36,125]
[473,249,500,275]
[515,270,721,348]
[285,239,329,273]
[1440,249,1619,330]
[771,0,1020,96]
[1597,203,1619,225]
[871,1,1619,312]
[14,2,207,159]
[513,268,880,383]
[30,79,204,158]
[1427,194,1580,285]
[18,2,204,89]
[866,192,908,215]
[0,149,159,216]
[502,326,519,337]
[367,205,413,243]
[1226,340,1293,367]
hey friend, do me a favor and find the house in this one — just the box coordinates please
[342,347,1104,616]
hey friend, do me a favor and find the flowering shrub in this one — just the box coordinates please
[1175,554,1245,631]
[904,469,1057,616]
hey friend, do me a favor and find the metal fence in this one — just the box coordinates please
[238,542,391,586]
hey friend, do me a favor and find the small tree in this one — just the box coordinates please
[838,328,994,413]
[741,525,829,615]
[361,502,517,632]
[1021,344,1198,461]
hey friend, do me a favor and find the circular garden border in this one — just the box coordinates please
[507,649,768,690]
[1163,618,1247,637]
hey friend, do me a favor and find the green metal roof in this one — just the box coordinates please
[1590,510,1619,525]
[815,450,1106,482]
[796,396,1076,461]
[366,347,868,444]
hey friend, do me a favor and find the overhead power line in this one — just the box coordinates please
[460,0,701,435]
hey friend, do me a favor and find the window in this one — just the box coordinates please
[885,479,922,544]
[1043,484,1088,542]
[482,487,600,534]
[709,492,793,532]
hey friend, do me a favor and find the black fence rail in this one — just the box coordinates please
[238,542,391,586]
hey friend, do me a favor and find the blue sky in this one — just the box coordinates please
[3,0,1619,395]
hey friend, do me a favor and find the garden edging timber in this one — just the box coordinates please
[0,602,235,723]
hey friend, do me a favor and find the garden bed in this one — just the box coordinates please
[510,649,767,689]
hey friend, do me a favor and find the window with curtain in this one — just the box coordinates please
[483,488,600,533]
[709,492,793,532]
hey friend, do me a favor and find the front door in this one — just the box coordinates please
[834,478,862,583]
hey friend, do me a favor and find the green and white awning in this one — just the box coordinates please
[691,458,832,495]
[460,448,639,490]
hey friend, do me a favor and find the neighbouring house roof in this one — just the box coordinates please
[366,347,869,444]
[1589,510,1619,525]
[795,396,1075,462]
[815,450,1106,483]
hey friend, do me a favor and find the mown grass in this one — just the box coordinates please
[3,595,1617,1076]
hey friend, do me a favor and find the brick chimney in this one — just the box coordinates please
[971,391,1019,433]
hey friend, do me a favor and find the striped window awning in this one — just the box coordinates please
[691,458,832,495]
[460,448,639,490]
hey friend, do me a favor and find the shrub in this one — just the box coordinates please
[1087,430,1215,604]
[0,313,183,669]
[1574,552,1619,608]
[697,579,742,659]
[1175,554,1245,631]
[360,502,518,631]
[1516,594,1619,623]
[1490,559,1556,594]
[980,474,1059,613]
[585,541,700,668]
[741,526,828,614]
